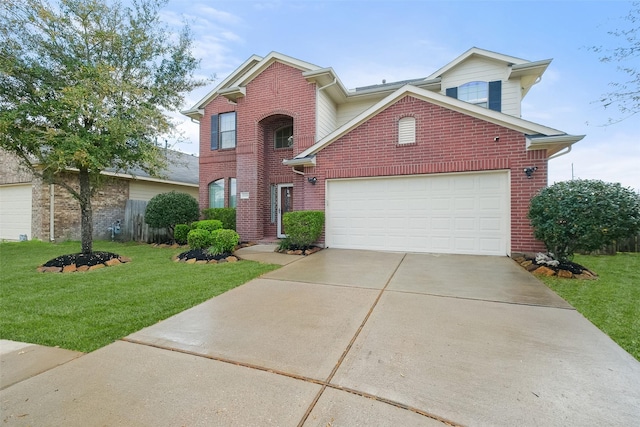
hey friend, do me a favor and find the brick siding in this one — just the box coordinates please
[198,65,548,252]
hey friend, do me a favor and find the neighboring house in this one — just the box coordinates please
[0,149,198,242]
[182,47,584,256]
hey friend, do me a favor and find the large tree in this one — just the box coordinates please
[0,0,205,253]
[592,1,639,123]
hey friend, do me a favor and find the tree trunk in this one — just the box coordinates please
[79,168,93,254]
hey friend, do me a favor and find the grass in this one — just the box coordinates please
[0,240,280,353]
[538,253,640,361]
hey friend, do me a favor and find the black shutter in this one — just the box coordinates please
[210,114,219,150]
[446,87,458,99]
[488,81,502,111]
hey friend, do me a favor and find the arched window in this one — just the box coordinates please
[275,125,293,149]
[398,116,416,145]
[458,81,488,107]
[208,179,225,208]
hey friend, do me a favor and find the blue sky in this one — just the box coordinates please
[162,0,639,191]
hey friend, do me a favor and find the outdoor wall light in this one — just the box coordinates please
[524,166,538,179]
[307,176,317,185]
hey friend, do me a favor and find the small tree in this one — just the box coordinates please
[145,192,199,241]
[528,179,640,260]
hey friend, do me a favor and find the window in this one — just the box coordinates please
[446,80,502,111]
[398,117,416,145]
[209,178,237,208]
[208,179,225,208]
[210,112,237,150]
[229,178,237,208]
[274,125,293,149]
[458,81,488,107]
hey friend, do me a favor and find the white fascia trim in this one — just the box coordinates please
[282,156,316,167]
[509,59,552,79]
[100,170,199,187]
[233,51,322,88]
[526,134,585,155]
[181,54,263,118]
[427,47,530,79]
[295,85,569,159]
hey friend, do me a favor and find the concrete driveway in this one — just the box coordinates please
[2,248,639,426]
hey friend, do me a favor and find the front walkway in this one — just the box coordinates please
[2,249,639,425]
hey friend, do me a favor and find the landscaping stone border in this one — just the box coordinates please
[512,253,598,280]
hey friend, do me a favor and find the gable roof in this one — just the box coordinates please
[285,85,584,165]
[182,52,321,119]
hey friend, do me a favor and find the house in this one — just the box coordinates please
[182,47,584,256]
[0,149,199,242]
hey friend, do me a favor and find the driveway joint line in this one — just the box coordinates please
[120,338,327,385]
[296,253,409,427]
[384,289,577,310]
[324,384,463,427]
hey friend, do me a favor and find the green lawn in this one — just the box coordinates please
[0,240,279,353]
[539,253,640,361]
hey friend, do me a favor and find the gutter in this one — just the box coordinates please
[282,156,316,167]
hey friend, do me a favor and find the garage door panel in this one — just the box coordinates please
[0,184,32,241]
[326,172,509,256]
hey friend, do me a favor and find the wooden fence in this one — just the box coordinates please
[122,199,169,243]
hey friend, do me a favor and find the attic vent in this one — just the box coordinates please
[398,117,416,145]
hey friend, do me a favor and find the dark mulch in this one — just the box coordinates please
[43,251,122,268]
[555,260,587,275]
[176,248,232,262]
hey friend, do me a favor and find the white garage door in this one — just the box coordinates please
[0,184,33,241]
[326,171,509,256]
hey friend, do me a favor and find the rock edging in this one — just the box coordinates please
[512,253,597,280]
[37,255,132,273]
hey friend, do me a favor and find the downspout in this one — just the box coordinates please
[291,167,305,176]
[548,145,572,160]
[49,184,55,241]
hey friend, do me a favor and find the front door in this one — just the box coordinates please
[277,184,293,238]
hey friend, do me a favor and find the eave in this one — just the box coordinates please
[526,134,585,157]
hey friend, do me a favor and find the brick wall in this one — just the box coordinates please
[0,149,33,184]
[33,172,129,241]
[200,61,317,241]
[314,95,547,253]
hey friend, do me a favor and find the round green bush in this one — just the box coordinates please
[173,224,191,245]
[193,219,223,233]
[282,211,325,249]
[187,229,212,250]
[144,191,199,240]
[210,229,240,255]
[528,179,640,260]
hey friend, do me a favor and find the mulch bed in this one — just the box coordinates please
[173,248,237,264]
[38,251,131,273]
[513,253,597,280]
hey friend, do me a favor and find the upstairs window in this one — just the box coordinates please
[398,117,416,145]
[458,81,488,108]
[446,80,502,111]
[210,112,237,150]
[274,125,293,149]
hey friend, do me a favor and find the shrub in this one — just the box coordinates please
[528,179,640,260]
[282,210,325,249]
[210,229,240,255]
[173,224,191,245]
[193,219,223,233]
[144,191,199,241]
[202,208,236,230]
[187,229,211,250]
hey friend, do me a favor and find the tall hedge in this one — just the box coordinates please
[282,210,325,249]
[528,179,640,260]
[202,208,236,231]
